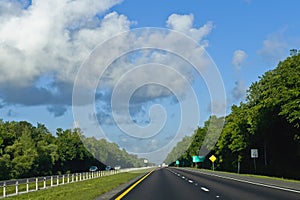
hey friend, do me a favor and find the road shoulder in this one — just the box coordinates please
[179,168,300,192]
[94,173,146,200]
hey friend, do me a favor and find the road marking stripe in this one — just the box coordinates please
[115,169,155,200]
[201,187,209,192]
[185,169,300,194]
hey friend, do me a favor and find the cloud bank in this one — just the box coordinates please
[0,2,214,119]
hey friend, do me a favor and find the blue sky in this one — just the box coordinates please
[0,0,299,163]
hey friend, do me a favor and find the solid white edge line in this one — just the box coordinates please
[184,169,300,194]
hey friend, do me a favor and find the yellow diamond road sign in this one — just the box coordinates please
[209,155,216,163]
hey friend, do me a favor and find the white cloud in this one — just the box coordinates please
[0,0,126,86]
[232,50,247,70]
[167,13,213,42]
[258,31,289,65]
[74,13,215,107]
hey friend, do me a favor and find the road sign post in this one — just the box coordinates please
[251,149,258,173]
[209,155,216,171]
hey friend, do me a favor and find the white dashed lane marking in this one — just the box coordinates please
[169,169,220,198]
[200,187,210,192]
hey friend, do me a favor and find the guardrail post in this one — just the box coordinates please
[92,172,94,179]
[35,178,38,191]
[57,176,59,185]
[3,182,6,198]
[67,174,70,183]
[62,175,65,184]
[79,173,81,181]
[15,180,18,195]
[26,179,29,192]
[51,176,53,187]
[43,177,46,189]
[71,174,74,182]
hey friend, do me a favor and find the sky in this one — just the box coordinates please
[1,0,300,164]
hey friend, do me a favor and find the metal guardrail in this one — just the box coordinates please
[0,167,152,198]
[0,170,118,198]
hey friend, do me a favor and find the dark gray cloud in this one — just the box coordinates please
[231,80,246,101]
[47,105,67,117]
[0,81,73,106]
[0,79,73,117]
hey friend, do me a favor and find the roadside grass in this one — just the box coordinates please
[187,167,300,183]
[5,172,145,200]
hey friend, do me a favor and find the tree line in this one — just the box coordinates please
[0,121,146,180]
[165,53,300,179]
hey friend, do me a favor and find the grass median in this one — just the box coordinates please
[5,171,147,200]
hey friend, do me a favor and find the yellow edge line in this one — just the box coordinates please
[115,169,156,200]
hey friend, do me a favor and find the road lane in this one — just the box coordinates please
[114,167,300,200]
[118,167,215,200]
[171,168,300,200]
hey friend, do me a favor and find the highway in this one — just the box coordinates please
[114,167,300,200]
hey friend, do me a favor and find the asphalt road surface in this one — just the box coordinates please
[114,167,300,200]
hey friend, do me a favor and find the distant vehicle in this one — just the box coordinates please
[114,165,121,170]
[162,163,168,167]
[105,166,111,171]
[89,166,98,172]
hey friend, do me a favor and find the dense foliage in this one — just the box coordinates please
[0,121,146,180]
[83,137,146,168]
[166,54,300,179]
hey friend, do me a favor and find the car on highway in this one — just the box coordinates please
[114,165,121,170]
[105,166,111,171]
[89,166,98,172]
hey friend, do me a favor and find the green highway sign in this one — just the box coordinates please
[175,160,179,165]
[192,155,205,163]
